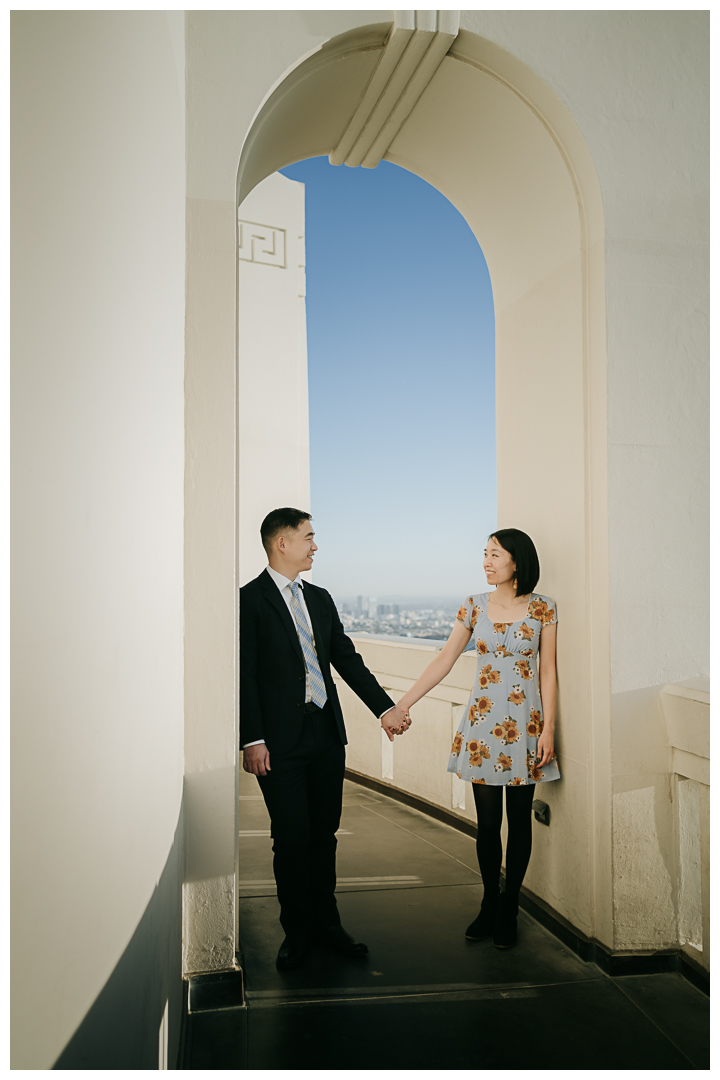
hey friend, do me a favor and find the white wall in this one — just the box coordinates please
[342,646,709,969]
[238,172,311,583]
[182,170,311,974]
[182,10,382,974]
[11,11,186,1068]
[10,13,707,1060]
[611,686,676,948]
[460,10,709,693]
[458,11,705,953]
[181,9,707,967]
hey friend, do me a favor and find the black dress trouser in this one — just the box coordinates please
[257,704,346,937]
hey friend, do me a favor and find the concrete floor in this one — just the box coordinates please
[182,774,709,1070]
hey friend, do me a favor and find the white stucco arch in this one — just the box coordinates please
[231,21,611,948]
[10,11,707,1063]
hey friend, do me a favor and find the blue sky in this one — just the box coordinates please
[280,157,496,600]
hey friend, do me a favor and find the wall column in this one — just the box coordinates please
[183,197,239,973]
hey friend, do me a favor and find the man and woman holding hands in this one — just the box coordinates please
[241,508,559,968]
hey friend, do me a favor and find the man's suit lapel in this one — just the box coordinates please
[259,570,304,666]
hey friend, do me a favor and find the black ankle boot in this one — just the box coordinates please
[492,893,518,949]
[465,891,500,940]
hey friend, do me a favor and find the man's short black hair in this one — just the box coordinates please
[490,529,540,596]
[261,507,312,554]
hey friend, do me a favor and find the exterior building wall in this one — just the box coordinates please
[183,171,311,975]
[10,13,708,1065]
[339,641,709,968]
[237,172,311,583]
[183,197,239,974]
[11,11,186,1069]
[459,11,709,950]
[183,11,390,977]
[187,9,610,958]
[381,41,607,942]
[455,8,708,954]
[182,9,707,967]
[459,10,709,694]
[611,685,677,949]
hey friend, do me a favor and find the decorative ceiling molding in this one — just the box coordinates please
[329,10,460,170]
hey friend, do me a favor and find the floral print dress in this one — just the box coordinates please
[447,593,561,786]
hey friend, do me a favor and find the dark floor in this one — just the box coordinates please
[182,774,710,1070]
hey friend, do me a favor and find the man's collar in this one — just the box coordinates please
[266,565,303,591]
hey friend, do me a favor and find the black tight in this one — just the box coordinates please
[472,783,535,905]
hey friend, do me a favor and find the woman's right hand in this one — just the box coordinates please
[381,705,411,741]
[396,695,411,718]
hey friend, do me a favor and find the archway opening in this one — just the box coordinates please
[232,20,609,955]
[275,155,495,632]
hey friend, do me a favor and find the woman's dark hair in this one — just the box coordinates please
[489,529,540,596]
[261,507,312,553]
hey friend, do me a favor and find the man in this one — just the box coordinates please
[240,508,411,970]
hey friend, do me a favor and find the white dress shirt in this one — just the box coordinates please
[266,566,315,647]
[242,566,393,749]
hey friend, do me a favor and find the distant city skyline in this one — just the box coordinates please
[280,157,496,597]
[337,597,461,644]
[334,596,470,613]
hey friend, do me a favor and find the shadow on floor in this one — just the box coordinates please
[182,777,709,1070]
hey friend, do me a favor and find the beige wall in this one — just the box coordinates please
[183,170,312,974]
[237,171,311,583]
[186,9,612,957]
[183,195,239,974]
[11,11,186,1068]
[183,10,394,974]
[610,679,708,964]
[611,685,677,949]
[341,644,709,968]
[10,9,707,1064]
[382,38,608,941]
[461,11,709,695]
[460,23,709,949]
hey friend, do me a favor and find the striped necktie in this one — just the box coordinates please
[289,582,328,708]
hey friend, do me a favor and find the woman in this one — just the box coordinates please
[396,529,560,949]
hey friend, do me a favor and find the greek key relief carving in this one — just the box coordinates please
[237,219,286,268]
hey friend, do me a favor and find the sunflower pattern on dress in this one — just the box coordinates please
[449,592,561,786]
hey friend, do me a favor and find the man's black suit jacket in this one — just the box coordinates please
[240,569,395,754]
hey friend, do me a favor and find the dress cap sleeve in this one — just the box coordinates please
[457,596,484,631]
[527,594,557,626]
[456,596,474,630]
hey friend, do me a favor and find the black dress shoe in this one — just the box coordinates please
[465,892,499,940]
[314,925,369,957]
[276,936,308,970]
[492,895,518,950]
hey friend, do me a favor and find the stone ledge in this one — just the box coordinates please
[660,678,709,764]
[661,677,709,706]
[672,747,709,786]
